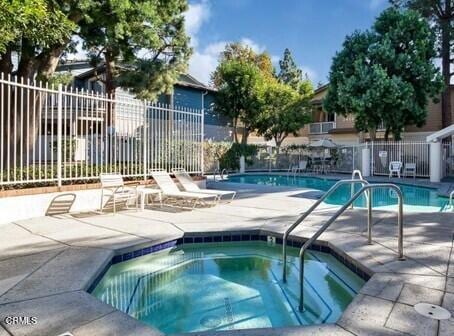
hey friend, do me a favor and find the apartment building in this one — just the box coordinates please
[251,84,453,147]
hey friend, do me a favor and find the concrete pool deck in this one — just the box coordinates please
[0,181,453,336]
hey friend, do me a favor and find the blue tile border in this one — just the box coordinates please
[89,230,371,293]
[111,239,178,265]
[179,232,371,281]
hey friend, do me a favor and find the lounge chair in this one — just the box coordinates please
[150,170,218,208]
[389,161,402,178]
[172,168,236,202]
[100,173,139,213]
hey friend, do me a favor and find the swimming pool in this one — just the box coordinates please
[92,242,365,334]
[227,174,450,212]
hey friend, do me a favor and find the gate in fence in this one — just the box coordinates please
[335,144,365,173]
[0,75,203,187]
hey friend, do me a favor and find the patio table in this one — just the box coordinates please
[138,187,162,210]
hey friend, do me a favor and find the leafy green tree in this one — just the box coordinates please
[257,81,311,152]
[212,42,275,86]
[278,48,303,90]
[391,0,454,127]
[0,0,76,77]
[79,0,191,99]
[324,8,443,140]
[214,60,265,144]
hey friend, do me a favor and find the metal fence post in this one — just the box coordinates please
[143,101,147,181]
[57,84,63,188]
[370,141,374,176]
[200,106,205,175]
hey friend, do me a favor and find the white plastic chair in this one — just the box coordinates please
[100,173,139,213]
[290,160,307,175]
[388,161,402,178]
[403,163,416,179]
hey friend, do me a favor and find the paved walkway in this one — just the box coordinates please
[0,182,453,336]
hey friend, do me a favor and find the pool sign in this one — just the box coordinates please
[379,151,388,168]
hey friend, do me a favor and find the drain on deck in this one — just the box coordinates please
[414,303,451,320]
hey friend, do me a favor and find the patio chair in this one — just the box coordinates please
[150,170,218,208]
[403,163,417,179]
[100,173,139,213]
[172,168,236,202]
[312,158,323,173]
[388,161,402,178]
[295,160,308,173]
[289,160,307,175]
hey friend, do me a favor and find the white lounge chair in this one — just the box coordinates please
[403,163,416,179]
[100,173,139,213]
[150,170,218,208]
[172,168,236,202]
[389,161,402,178]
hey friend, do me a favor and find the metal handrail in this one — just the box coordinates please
[213,168,227,182]
[297,183,404,311]
[351,170,366,209]
[449,190,454,208]
[351,169,363,180]
[282,179,370,282]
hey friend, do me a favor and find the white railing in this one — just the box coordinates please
[0,74,203,187]
[309,122,335,134]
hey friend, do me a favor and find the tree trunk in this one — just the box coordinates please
[232,118,239,143]
[369,127,377,141]
[0,46,13,75]
[36,45,67,81]
[275,135,285,153]
[16,40,36,79]
[241,127,249,145]
[440,2,452,127]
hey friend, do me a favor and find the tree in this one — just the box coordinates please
[0,0,77,78]
[79,0,191,99]
[277,48,303,90]
[211,42,275,86]
[214,60,265,144]
[391,0,454,127]
[257,81,311,152]
[324,8,443,140]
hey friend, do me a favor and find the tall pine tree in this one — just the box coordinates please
[278,48,303,90]
[391,1,454,127]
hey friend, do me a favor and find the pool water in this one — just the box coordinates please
[227,174,450,212]
[92,242,365,334]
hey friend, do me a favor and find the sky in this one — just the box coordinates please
[185,0,390,85]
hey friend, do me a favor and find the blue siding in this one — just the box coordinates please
[170,86,229,127]
[73,76,229,127]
